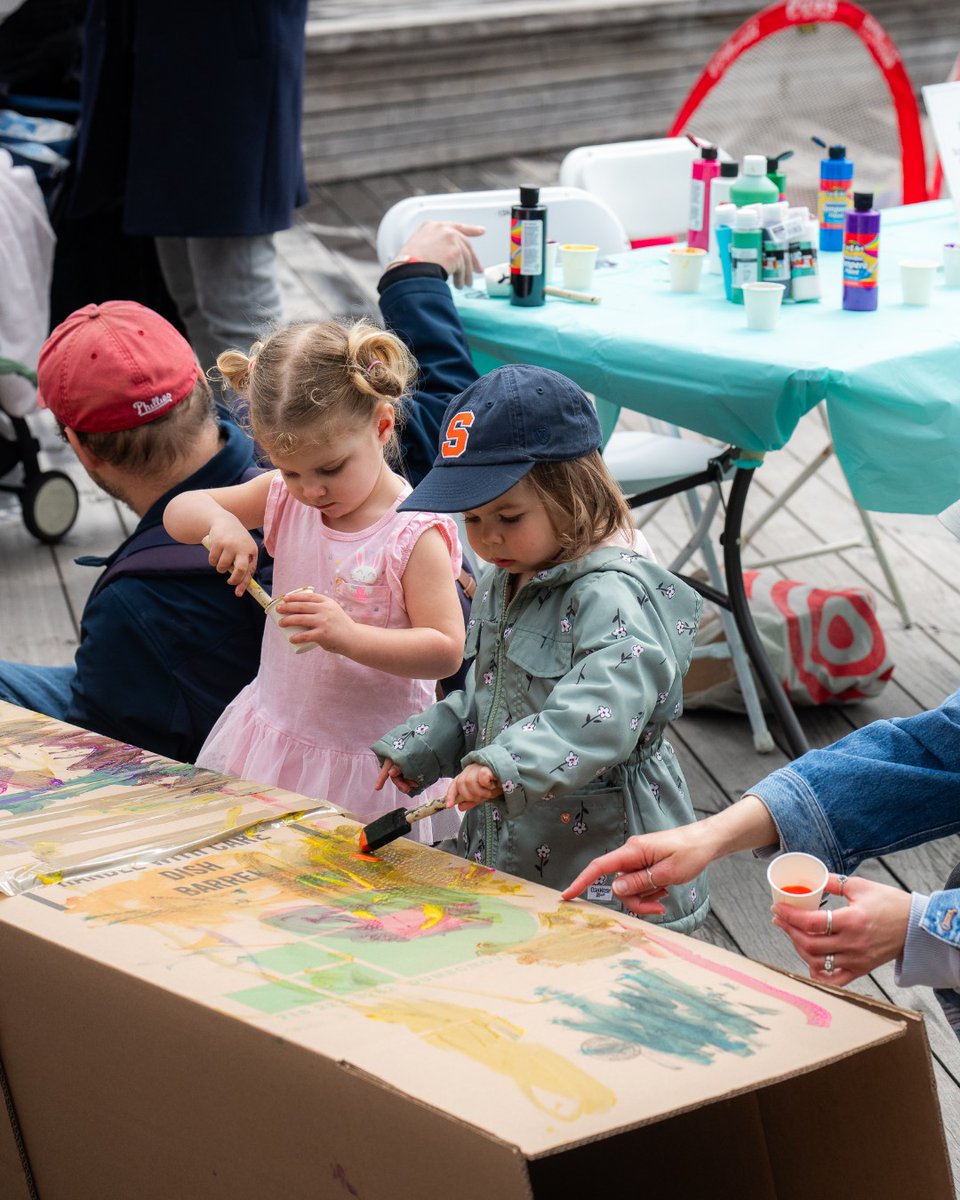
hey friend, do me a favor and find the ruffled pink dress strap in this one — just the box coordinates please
[384,507,461,597]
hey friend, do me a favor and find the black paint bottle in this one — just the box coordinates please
[510,185,546,306]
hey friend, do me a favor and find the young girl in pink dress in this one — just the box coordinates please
[163,320,465,842]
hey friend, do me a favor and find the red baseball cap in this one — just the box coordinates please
[38,301,202,433]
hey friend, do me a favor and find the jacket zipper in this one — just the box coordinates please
[478,577,515,867]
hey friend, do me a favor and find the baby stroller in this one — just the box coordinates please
[0,109,78,543]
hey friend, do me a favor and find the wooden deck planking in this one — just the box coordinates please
[2,150,959,1183]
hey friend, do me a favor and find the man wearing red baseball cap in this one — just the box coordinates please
[0,301,268,761]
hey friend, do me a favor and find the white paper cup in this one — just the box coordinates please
[742,281,785,330]
[484,262,512,298]
[265,586,318,654]
[561,243,599,290]
[900,258,937,306]
[767,852,829,910]
[667,245,706,293]
[943,244,960,289]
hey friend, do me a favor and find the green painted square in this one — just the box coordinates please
[305,963,393,995]
[250,943,341,974]
[229,979,323,1014]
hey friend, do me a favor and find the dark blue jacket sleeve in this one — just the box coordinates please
[379,275,480,487]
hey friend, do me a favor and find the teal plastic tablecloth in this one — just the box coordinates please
[453,200,960,514]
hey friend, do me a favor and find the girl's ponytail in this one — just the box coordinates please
[215,345,260,396]
[344,324,415,402]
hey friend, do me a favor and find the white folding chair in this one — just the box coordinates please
[377,188,778,751]
[559,137,698,244]
[376,186,629,269]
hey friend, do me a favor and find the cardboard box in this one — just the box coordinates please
[0,815,952,1200]
[0,705,952,1199]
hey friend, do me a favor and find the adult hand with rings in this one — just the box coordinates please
[772,873,913,987]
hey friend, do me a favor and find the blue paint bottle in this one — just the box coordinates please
[812,137,853,252]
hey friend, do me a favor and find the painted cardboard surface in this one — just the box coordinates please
[2,810,904,1156]
[0,701,332,894]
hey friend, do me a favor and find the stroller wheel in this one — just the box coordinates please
[21,471,80,543]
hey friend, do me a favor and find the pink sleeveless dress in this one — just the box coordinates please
[198,475,462,843]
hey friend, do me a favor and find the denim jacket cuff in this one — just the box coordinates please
[745,768,845,873]
[897,892,960,990]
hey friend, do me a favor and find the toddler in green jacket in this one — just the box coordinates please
[372,364,707,932]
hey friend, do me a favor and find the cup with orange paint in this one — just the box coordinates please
[766,851,828,911]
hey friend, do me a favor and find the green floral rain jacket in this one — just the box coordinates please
[372,546,708,933]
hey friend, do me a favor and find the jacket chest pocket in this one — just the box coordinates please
[334,578,392,627]
[504,628,575,687]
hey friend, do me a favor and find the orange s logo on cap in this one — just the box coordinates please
[441,411,475,458]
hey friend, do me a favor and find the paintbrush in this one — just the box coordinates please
[358,796,449,853]
[544,285,601,304]
[202,536,273,610]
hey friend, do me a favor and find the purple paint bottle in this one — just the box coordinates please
[842,191,880,312]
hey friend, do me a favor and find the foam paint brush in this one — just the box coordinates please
[201,536,317,653]
[358,796,449,853]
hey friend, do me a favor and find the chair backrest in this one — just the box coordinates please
[668,1,927,211]
[559,137,698,243]
[376,186,629,269]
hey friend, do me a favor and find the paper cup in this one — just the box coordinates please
[265,586,318,654]
[484,262,512,298]
[742,281,785,330]
[943,244,960,289]
[900,258,937,306]
[668,245,706,293]
[561,244,599,290]
[767,852,829,910]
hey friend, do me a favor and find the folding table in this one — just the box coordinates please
[452,200,960,758]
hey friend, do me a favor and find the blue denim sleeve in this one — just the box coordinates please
[748,690,960,876]
[897,891,960,989]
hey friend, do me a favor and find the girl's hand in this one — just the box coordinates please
[772,874,913,987]
[445,764,502,811]
[374,758,418,795]
[203,523,260,594]
[275,593,354,652]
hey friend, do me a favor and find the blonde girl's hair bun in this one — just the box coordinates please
[344,321,415,402]
[214,345,261,396]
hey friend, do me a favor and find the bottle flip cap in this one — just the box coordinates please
[812,136,846,159]
[766,150,794,172]
[853,192,873,210]
[742,155,767,176]
[720,161,739,178]
[734,208,760,230]
[700,145,718,160]
[519,185,540,206]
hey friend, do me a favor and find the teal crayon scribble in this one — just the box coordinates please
[538,959,765,1064]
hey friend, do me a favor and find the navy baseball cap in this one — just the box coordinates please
[399,364,601,513]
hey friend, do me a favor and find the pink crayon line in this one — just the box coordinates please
[644,929,832,1028]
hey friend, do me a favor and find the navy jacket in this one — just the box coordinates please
[378,267,480,486]
[73,0,308,236]
[67,415,267,762]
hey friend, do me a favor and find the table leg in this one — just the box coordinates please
[722,467,810,759]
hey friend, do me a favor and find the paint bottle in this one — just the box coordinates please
[730,207,762,303]
[766,150,794,201]
[707,161,739,274]
[789,212,822,302]
[842,191,880,311]
[688,144,720,251]
[713,203,737,299]
[812,137,853,252]
[761,202,791,291]
[510,185,546,306]
[730,154,779,208]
